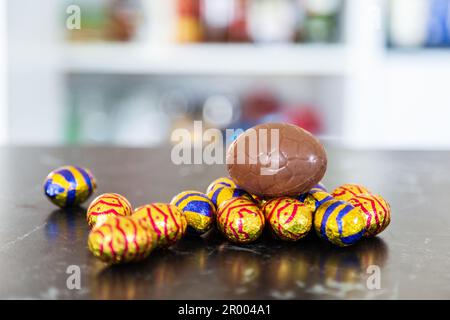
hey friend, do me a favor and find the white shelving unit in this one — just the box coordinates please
[64,43,349,76]
[8,0,450,149]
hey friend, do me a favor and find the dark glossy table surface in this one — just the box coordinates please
[0,146,449,300]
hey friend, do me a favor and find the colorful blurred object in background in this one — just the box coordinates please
[5,0,450,149]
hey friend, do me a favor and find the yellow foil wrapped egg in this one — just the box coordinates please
[170,191,215,234]
[86,193,133,229]
[296,183,333,213]
[262,197,313,241]
[132,203,187,248]
[314,199,366,247]
[43,165,97,207]
[343,193,391,237]
[207,185,254,208]
[217,197,265,244]
[332,184,372,202]
[88,216,154,264]
[206,177,237,194]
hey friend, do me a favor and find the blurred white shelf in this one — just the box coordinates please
[386,49,450,71]
[63,43,349,76]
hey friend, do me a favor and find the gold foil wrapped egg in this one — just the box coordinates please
[343,193,391,237]
[332,184,372,202]
[217,197,265,244]
[206,177,237,194]
[170,191,215,234]
[88,216,154,264]
[86,193,133,229]
[262,197,313,241]
[207,185,254,208]
[132,203,187,248]
[43,165,97,208]
[314,199,366,247]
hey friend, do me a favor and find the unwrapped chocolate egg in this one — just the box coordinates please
[226,123,327,197]
[217,197,265,244]
[88,216,154,264]
[206,177,237,194]
[262,197,313,241]
[43,165,97,207]
[207,185,254,208]
[132,203,187,248]
[170,191,215,234]
[86,193,133,229]
[314,199,366,247]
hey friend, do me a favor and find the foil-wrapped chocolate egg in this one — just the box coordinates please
[262,197,313,241]
[206,177,237,194]
[332,184,371,201]
[207,185,254,208]
[170,191,215,234]
[43,165,97,207]
[343,193,391,237]
[314,199,366,247]
[297,183,334,213]
[88,216,154,264]
[132,203,187,248]
[227,123,327,197]
[86,193,133,229]
[217,197,265,244]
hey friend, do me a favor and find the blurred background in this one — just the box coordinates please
[2,0,450,149]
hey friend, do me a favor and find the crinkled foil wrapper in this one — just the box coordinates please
[170,191,215,234]
[132,203,187,248]
[344,193,391,237]
[314,199,366,247]
[88,216,154,264]
[217,197,265,244]
[43,165,97,207]
[207,185,254,208]
[332,184,391,237]
[206,177,237,194]
[263,197,313,241]
[87,193,133,229]
[332,183,372,201]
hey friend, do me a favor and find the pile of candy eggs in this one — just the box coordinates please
[43,166,391,265]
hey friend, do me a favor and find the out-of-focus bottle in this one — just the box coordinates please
[177,0,203,43]
[426,0,450,47]
[302,0,342,43]
[106,0,143,42]
[228,0,250,42]
[389,0,429,48]
[201,0,233,42]
[247,0,297,43]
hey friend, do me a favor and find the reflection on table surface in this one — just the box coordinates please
[45,206,388,299]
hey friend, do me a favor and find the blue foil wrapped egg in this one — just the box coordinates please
[43,165,97,208]
[207,185,254,208]
[170,191,216,234]
[314,199,366,247]
[206,177,237,194]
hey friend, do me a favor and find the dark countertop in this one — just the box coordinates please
[0,146,449,299]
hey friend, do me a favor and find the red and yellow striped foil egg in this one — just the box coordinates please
[132,203,187,248]
[88,216,155,264]
[332,184,372,202]
[217,197,265,244]
[262,197,313,241]
[87,193,133,229]
[344,193,391,237]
